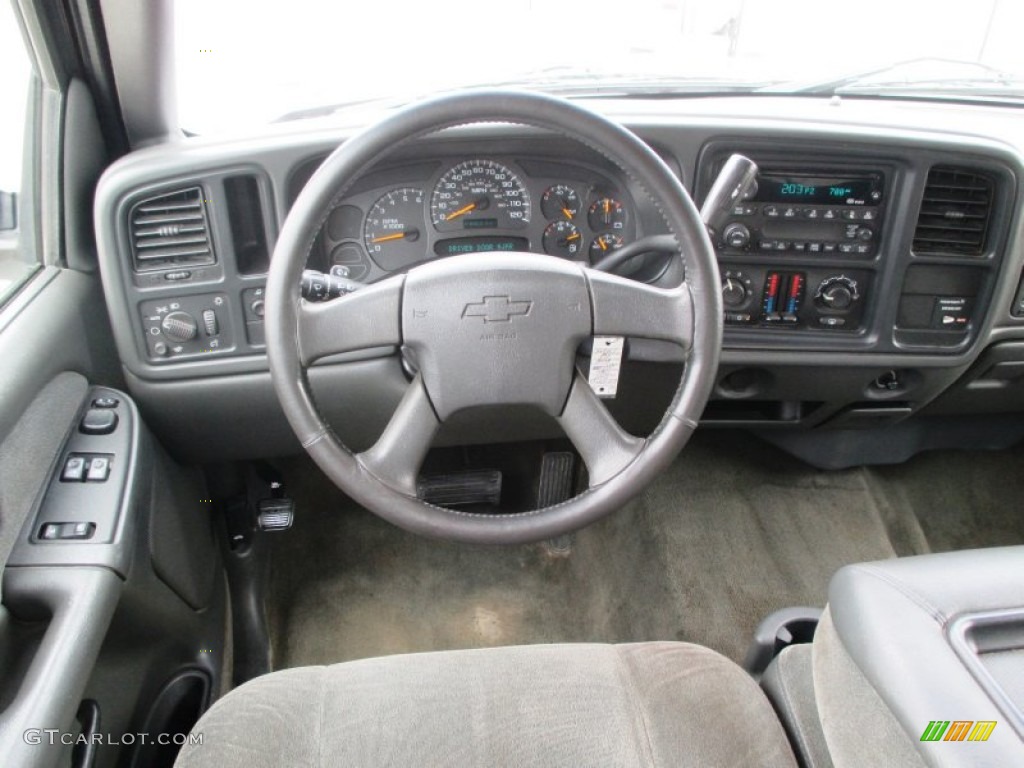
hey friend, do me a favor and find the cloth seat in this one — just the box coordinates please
[176,641,797,767]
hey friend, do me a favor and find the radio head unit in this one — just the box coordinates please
[752,173,883,207]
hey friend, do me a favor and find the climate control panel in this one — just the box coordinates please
[720,266,870,331]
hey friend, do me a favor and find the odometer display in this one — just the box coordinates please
[431,160,531,231]
[433,236,529,256]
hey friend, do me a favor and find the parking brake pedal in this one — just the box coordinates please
[538,452,577,556]
[417,470,502,507]
[256,478,294,531]
[257,497,294,531]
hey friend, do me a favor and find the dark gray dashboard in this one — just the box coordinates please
[93,97,1024,462]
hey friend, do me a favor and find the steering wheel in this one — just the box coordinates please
[265,90,722,544]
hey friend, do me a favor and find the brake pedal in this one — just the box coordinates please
[538,452,577,556]
[417,469,502,507]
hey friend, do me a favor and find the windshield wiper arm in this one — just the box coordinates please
[761,57,1019,96]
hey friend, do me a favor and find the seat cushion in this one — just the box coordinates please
[176,642,796,767]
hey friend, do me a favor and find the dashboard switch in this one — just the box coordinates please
[63,522,96,540]
[61,456,87,482]
[203,309,219,336]
[80,408,118,435]
[161,311,199,342]
[86,457,111,482]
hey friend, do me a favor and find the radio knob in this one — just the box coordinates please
[161,311,199,342]
[856,227,874,241]
[722,222,751,249]
[816,276,859,311]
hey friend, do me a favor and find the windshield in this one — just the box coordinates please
[175,0,1024,134]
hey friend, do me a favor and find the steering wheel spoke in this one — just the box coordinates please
[587,269,694,349]
[557,371,645,487]
[297,277,404,365]
[356,375,440,497]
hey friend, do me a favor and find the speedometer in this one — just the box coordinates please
[430,160,531,232]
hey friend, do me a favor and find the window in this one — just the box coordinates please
[176,0,1024,134]
[0,1,37,306]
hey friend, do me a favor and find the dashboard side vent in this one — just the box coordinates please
[912,167,994,257]
[129,187,215,272]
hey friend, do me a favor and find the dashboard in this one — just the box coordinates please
[93,97,1024,465]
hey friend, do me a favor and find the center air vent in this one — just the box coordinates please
[129,187,215,272]
[912,167,994,257]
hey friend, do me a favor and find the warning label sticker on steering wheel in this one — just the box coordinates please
[588,336,625,398]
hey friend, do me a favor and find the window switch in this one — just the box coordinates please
[40,523,62,540]
[61,456,87,482]
[80,408,118,435]
[62,522,95,540]
[86,457,111,482]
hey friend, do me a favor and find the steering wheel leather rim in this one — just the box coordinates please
[265,89,722,544]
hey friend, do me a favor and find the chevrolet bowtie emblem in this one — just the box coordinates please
[462,295,533,323]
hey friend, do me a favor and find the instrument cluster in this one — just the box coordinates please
[316,157,637,281]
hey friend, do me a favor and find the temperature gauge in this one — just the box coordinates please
[589,233,624,261]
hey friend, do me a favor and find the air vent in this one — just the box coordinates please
[129,187,215,272]
[912,167,994,257]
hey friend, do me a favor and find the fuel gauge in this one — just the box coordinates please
[543,220,584,258]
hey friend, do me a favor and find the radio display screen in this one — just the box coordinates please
[756,176,880,205]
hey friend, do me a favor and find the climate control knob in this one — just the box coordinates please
[722,222,751,249]
[721,277,748,308]
[161,311,199,342]
[815,276,860,311]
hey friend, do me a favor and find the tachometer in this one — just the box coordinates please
[431,160,531,231]
[364,187,426,271]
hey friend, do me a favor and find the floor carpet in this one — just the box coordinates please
[266,433,1024,668]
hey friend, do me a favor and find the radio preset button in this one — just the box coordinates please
[822,209,837,219]
[819,316,847,328]
[759,240,775,251]
[782,207,799,218]
[803,208,820,219]
[763,205,780,217]
[808,242,823,253]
